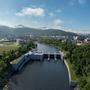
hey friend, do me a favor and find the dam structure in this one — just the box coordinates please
[10,51,62,71]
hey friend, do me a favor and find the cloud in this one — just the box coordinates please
[50,19,64,29]
[16,7,45,16]
[48,9,62,17]
[53,19,63,26]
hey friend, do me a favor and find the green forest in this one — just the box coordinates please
[41,38,90,90]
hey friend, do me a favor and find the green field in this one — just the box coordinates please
[0,42,20,53]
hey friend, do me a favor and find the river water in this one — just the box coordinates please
[7,43,71,90]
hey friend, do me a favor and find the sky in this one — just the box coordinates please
[0,0,90,33]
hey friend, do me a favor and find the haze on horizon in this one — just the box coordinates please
[0,0,90,33]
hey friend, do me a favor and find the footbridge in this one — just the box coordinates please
[10,51,64,71]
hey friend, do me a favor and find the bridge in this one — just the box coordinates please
[10,51,64,71]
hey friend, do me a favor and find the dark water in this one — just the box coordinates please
[7,43,71,90]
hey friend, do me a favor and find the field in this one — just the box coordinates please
[0,41,20,53]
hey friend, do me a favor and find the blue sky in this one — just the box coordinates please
[0,0,90,33]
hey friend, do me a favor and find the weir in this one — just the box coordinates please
[43,53,61,60]
[10,51,62,71]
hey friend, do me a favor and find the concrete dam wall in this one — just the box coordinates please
[10,51,62,71]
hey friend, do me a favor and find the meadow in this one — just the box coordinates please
[0,41,19,53]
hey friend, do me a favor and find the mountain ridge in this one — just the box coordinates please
[0,25,89,38]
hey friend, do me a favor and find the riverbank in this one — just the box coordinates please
[67,60,78,81]
[61,51,78,81]
[60,51,78,88]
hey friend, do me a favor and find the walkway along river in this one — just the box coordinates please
[7,43,73,90]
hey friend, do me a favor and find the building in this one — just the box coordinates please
[16,39,26,45]
[84,38,90,44]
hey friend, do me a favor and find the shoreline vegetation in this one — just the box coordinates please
[40,38,90,90]
[0,40,36,88]
[61,51,78,81]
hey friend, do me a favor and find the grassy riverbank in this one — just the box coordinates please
[40,38,90,90]
[61,51,78,81]
[67,60,78,81]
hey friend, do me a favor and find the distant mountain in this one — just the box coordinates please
[0,25,89,39]
[0,25,14,38]
[85,34,90,38]
[13,27,77,38]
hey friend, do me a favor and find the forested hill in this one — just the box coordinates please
[0,26,13,38]
[0,25,90,39]
[0,25,77,38]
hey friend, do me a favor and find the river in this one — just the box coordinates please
[7,43,72,90]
